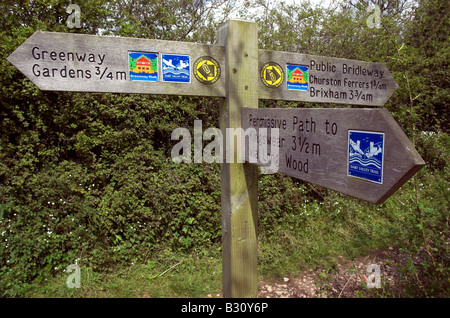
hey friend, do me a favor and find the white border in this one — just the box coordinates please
[347,130,385,184]
[161,53,191,83]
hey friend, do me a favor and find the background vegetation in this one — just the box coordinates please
[0,0,448,297]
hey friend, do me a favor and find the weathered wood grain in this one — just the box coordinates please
[7,31,225,97]
[242,107,425,204]
[258,50,398,106]
[8,32,399,107]
[219,20,259,298]
[7,22,422,300]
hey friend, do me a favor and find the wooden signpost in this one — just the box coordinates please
[7,31,226,97]
[218,20,259,298]
[8,20,424,298]
[258,50,398,106]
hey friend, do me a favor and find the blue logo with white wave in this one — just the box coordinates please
[348,130,384,184]
[162,54,190,83]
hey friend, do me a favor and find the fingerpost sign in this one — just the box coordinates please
[8,20,424,298]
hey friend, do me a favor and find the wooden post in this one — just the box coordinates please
[218,20,259,298]
[8,19,425,299]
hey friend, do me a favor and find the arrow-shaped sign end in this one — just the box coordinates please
[374,160,425,204]
[6,32,43,88]
[372,108,426,204]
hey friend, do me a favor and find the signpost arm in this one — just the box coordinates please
[219,20,259,298]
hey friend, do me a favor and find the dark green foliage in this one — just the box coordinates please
[0,0,227,295]
[1,0,448,297]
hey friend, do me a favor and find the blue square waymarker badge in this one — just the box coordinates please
[162,54,190,83]
[348,130,385,184]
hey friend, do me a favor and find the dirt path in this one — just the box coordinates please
[257,247,410,298]
[203,245,436,298]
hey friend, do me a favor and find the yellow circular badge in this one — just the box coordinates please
[194,56,221,85]
[260,62,284,88]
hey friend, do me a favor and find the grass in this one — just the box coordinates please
[14,156,450,298]
[22,250,223,298]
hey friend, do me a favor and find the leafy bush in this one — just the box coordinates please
[1,0,448,297]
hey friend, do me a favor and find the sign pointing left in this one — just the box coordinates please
[7,31,225,97]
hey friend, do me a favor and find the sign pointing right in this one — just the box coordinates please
[258,50,399,106]
[242,107,425,204]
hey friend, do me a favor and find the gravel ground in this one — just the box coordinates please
[256,246,423,298]
[204,245,442,298]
